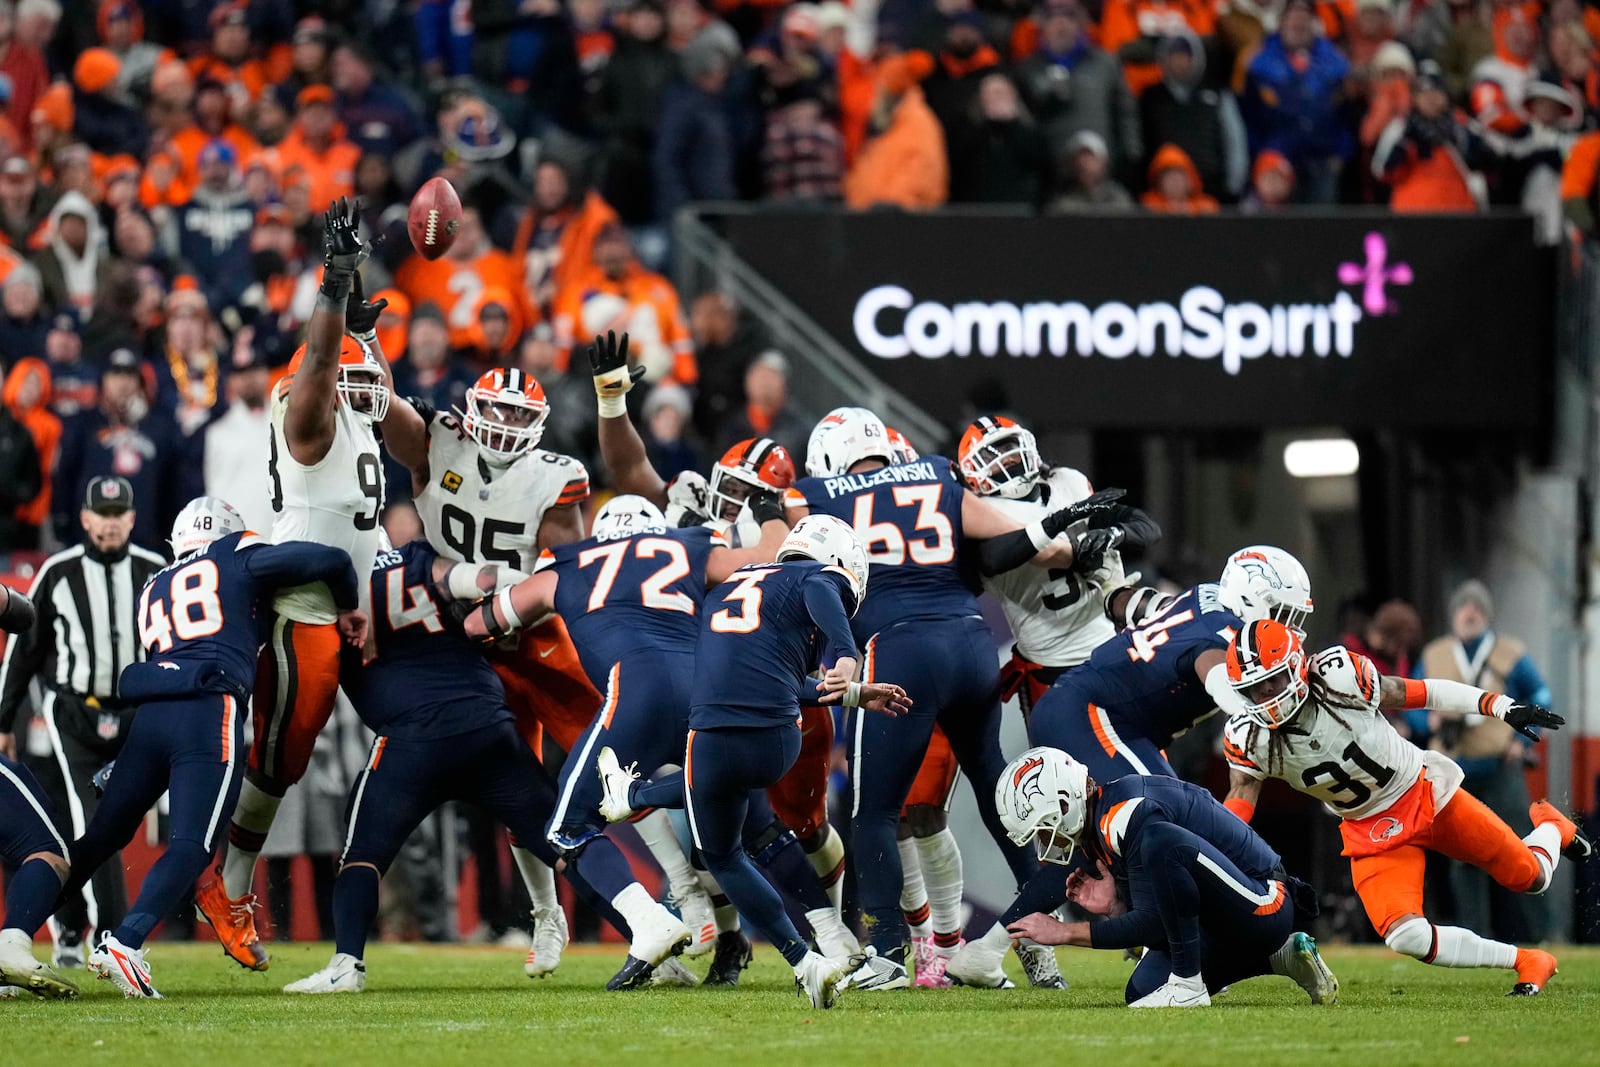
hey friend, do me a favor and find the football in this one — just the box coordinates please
[407,176,462,260]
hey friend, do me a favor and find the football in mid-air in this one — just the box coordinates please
[408,176,462,260]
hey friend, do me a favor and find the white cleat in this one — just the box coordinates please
[607,905,693,991]
[525,907,569,978]
[673,889,718,958]
[1129,973,1210,1008]
[1271,931,1338,1005]
[649,957,701,987]
[88,933,161,999]
[805,907,861,963]
[795,950,848,1009]
[945,938,1014,989]
[845,946,909,991]
[1014,940,1068,989]
[283,952,366,994]
[0,929,77,999]
[596,747,640,823]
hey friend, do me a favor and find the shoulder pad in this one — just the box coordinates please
[235,532,266,551]
[1221,717,1266,777]
[1311,645,1379,709]
[1096,796,1144,858]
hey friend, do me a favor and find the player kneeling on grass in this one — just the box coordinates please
[1001,747,1337,1008]
[1220,620,1591,996]
[593,515,912,1009]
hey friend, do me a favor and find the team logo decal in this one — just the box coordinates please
[1369,816,1404,843]
[442,471,463,493]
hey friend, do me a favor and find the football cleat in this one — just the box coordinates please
[194,868,269,971]
[1130,974,1210,1008]
[1270,931,1338,1005]
[914,948,953,990]
[0,985,19,998]
[945,939,1015,989]
[51,927,83,969]
[795,950,848,1009]
[0,929,78,999]
[703,930,753,986]
[606,906,691,991]
[805,906,861,963]
[1509,948,1558,996]
[673,889,718,958]
[649,957,701,987]
[844,946,909,992]
[596,747,639,823]
[1529,800,1593,862]
[283,952,366,994]
[1014,940,1068,989]
[88,933,161,999]
[526,906,569,977]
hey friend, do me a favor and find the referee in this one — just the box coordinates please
[0,476,165,967]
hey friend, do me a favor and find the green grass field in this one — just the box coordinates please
[6,942,1598,1066]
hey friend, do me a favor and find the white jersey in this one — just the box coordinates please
[1223,645,1462,821]
[412,409,589,575]
[268,387,385,623]
[982,467,1116,668]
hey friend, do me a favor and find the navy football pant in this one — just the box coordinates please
[850,618,1037,953]
[61,694,245,948]
[335,720,632,959]
[1122,821,1295,1001]
[1028,668,1176,781]
[548,651,694,851]
[1,753,69,936]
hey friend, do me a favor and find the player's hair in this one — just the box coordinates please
[1242,682,1356,778]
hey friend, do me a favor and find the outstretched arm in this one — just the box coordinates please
[705,490,790,584]
[285,199,368,465]
[588,331,667,505]
[1378,674,1563,741]
[462,569,560,642]
[241,540,361,611]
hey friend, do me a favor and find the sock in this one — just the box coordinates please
[3,857,66,936]
[610,882,663,939]
[916,828,964,949]
[116,841,212,950]
[632,771,684,812]
[805,826,848,912]
[805,905,860,959]
[511,845,559,916]
[1170,970,1206,987]
[975,920,1011,955]
[223,780,282,898]
[333,864,381,959]
[1522,822,1562,892]
[1429,925,1519,969]
[898,838,932,938]
[634,809,701,902]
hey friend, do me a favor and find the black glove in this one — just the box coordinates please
[1504,702,1564,742]
[320,197,368,301]
[345,268,388,340]
[588,330,645,415]
[747,487,785,525]
[1040,487,1127,540]
[1071,527,1124,573]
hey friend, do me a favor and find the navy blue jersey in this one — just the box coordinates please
[690,559,859,728]
[340,540,512,741]
[789,456,977,644]
[1090,773,1282,881]
[1077,583,1243,745]
[539,526,722,689]
[124,532,358,700]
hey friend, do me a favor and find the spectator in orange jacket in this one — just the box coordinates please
[169,77,261,190]
[1374,60,1483,212]
[395,204,534,350]
[461,285,526,366]
[274,85,360,212]
[188,2,271,105]
[1562,126,1600,237]
[1140,143,1220,213]
[843,52,948,210]
[1100,0,1219,96]
[551,223,695,386]
[4,355,57,543]
[501,157,619,317]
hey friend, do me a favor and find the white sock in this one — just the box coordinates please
[1170,971,1206,989]
[1429,925,1518,969]
[915,828,964,947]
[1522,822,1562,893]
[805,825,847,912]
[610,882,660,933]
[634,809,701,902]
[898,838,932,938]
[696,867,740,932]
[975,921,1011,955]
[512,845,559,915]
[805,906,860,959]
[222,781,282,898]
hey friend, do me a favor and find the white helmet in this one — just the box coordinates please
[777,513,870,609]
[592,494,668,541]
[996,747,1091,866]
[1216,545,1314,632]
[169,496,247,559]
[805,406,893,478]
[958,415,1041,499]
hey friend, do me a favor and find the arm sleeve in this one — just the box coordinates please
[803,571,859,667]
[976,526,1047,576]
[241,541,362,611]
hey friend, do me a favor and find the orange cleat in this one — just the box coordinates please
[194,869,270,971]
[1530,800,1593,860]
[1509,948,1558,996]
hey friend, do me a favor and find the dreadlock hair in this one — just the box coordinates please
[1240,669,1359,779]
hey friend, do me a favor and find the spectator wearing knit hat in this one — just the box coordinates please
[1239,149,1295,211]
[0,1,48,152]
[1015,0,1141,179]
[152,287,228,437]
[0,260,46,358]
[43,311,95,418]
[0,155,45,248]
[187,1,271,105]
[761,75,846,203]
[1140,31,1247,201]
[1243,0,1353,202]
[716,349,810,461]
[169,76,261,191]
[843,52,947,210]
[654,29,739,221]
[923,11,1005,192]
[73,47,148,158]
[1045,130,1134,212]
[641,381,701,481]
[332,42,423,159]
[276,84,360,213]
[1373,59,1485,211]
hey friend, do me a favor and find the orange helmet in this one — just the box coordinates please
[286,335,389,421]
[958,415,1040,499]
[1226,619,1311,729]
[709,437,795,524]
[885,426,918,463]
[463,367,548,464]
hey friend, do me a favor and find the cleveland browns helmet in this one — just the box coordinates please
[1226,618,1312,729]
[287,336,390,422]
[709,437,796,524]
[958,416,1041,499]
[462,367,549,464]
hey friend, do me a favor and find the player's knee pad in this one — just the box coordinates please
[746,819,797,867]
[1384,917,1435,960]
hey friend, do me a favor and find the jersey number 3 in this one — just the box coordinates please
[138,560,223,653]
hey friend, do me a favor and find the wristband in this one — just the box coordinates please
[597,393,628,419]
[1223,797,1255,823]
[352,328,378,347]
[1401,679,1428,709]
[496,585,521,631]
[842,682,862,708]
[318,272,353,306]
[1025,520,1052,553]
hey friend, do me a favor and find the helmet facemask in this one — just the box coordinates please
[962,427,1040,499]
[464,393,547,465]
[337,366,390,423]
[709,465,761,525]
[1232,651,1310,729]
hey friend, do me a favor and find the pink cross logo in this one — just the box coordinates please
[1337,232,1412,316]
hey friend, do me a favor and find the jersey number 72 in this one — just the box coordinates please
[577,538,695,614]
